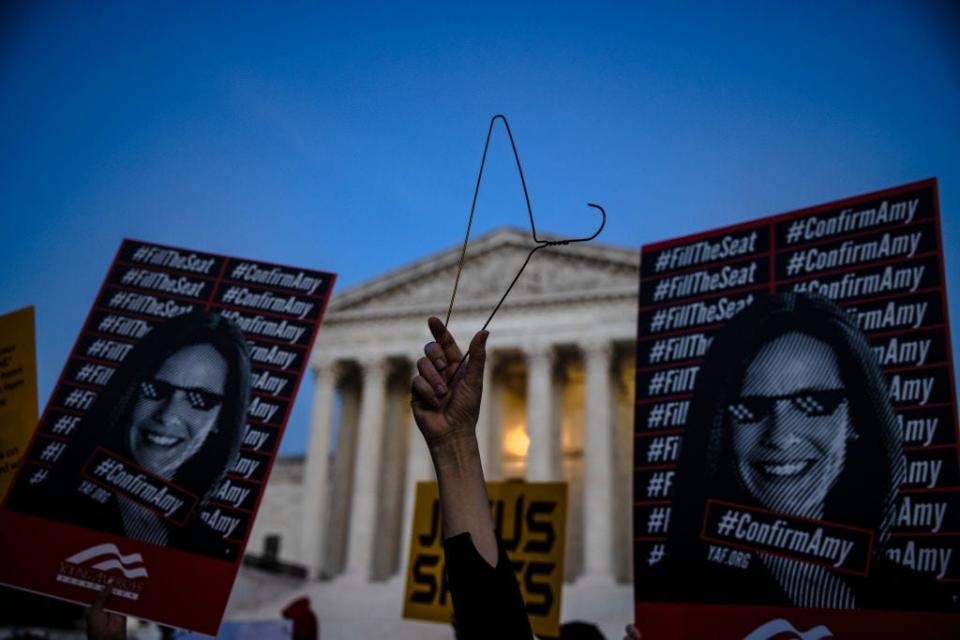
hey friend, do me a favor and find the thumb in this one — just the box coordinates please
[463,330,488,386]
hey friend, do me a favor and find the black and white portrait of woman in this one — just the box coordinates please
[11,311,251,555]
[650,292,949,610]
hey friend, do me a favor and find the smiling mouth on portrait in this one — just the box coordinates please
[753,458,817,478]
[139,428,185,449]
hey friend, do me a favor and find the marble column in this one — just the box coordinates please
[299,360,338,577]
[476,349,494,471]
[398,356,435,580]
[345,356,387,579]
[583,340,614,579]
[525,344,556,481]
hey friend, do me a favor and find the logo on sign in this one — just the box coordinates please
[744,618,834,640]
[55,543,148,600]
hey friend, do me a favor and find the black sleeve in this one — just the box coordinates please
[443,532,533,640]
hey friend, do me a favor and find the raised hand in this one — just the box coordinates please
[411,316,488,448]
[409,316,496,565]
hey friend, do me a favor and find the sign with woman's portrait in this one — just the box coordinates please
[0,240,334,635]
[634,179,960,638]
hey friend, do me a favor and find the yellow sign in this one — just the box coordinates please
[402,480,567,637]
[0,306,38,501]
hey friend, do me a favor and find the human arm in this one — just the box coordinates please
[411,317,531,638]
[86,584,126,640]
[410,316,496,564]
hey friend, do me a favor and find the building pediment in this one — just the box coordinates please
[326,227,639,322]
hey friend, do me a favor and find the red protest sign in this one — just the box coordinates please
[634,179,960,638]
[0,240,335,634]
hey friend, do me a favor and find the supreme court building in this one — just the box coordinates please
[249,227,640,585]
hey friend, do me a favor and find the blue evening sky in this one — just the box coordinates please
[2,1,958,454]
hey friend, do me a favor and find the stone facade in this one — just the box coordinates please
[247,456,305,565]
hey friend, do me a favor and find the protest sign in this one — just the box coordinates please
[402,480,567,638]
[633,178,959,638]
[0,240,335,634]
[0,306,38,501]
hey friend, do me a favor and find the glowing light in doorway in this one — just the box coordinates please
[504,426,530,458]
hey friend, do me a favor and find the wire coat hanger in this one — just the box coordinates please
[443,114,606,376]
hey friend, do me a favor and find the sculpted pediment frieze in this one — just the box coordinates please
[329,228,638,316]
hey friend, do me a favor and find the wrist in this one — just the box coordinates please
[427,431,481,473]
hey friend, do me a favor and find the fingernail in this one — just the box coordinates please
[436,358,447,370]
[436,383,447,395]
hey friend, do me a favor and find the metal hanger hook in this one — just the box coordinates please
[443,115,608,341]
